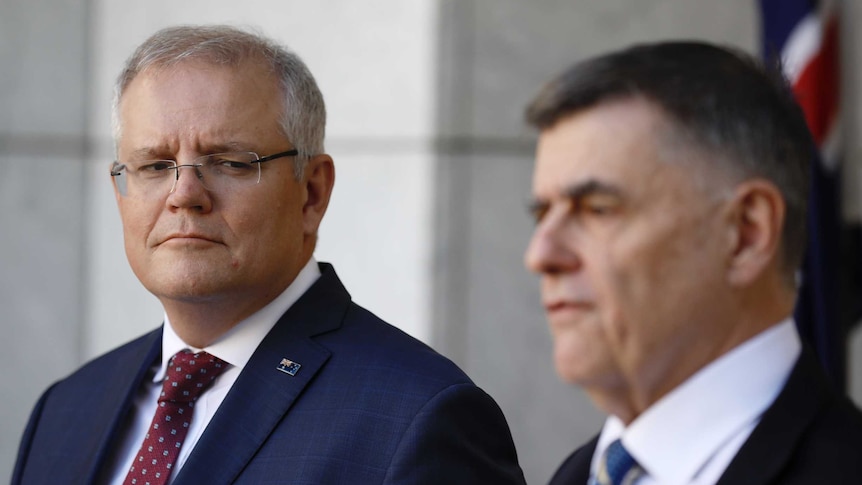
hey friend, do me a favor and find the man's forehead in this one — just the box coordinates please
[530,101,692,200]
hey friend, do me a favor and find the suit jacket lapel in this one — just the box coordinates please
[716,349,830,485]
[549,436,597,485]
[174,263,349,484]
[87,329,162,483]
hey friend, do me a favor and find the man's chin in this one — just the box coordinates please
[141,270,234,302]
[553,346,589,385]
[552,339,615,386]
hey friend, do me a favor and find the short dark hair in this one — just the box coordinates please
[525,41,812,277]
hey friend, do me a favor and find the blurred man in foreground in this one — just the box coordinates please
[524,41,862,484]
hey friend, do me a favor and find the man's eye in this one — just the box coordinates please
[583,203,615,216]
[215,160,255,170]
[576,196,619,217]
[529,203,549,224]
[138,161,175,173]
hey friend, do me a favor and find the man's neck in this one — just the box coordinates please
[160,266,310,348]
[594,305,795,425]
[160,290,283,348]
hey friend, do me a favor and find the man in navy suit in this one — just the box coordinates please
[523,42,862,484]
[14,25,525,485]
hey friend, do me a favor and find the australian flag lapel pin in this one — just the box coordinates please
[277,358,301,376]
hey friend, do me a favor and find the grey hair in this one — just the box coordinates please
[111,25,326,179]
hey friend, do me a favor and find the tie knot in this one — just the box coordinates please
[160,350,229,403]
[598,439,642,485]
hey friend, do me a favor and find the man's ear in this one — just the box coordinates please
[302,154,335,236]
[724,179,786,287]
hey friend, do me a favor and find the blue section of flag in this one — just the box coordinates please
[794,147,845,389]
[759,0,847,391]
[759,0,819,57]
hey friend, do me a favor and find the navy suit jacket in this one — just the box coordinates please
[14,263,525,484]
[548,349,862,485]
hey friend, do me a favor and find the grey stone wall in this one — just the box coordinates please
[0,0,89,478]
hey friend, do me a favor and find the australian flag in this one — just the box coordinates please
[759,0,853,391]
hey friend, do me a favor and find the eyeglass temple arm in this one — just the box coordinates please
[253,149,299,165]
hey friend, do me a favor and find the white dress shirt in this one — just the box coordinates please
[589,319,801,485]
[106,258,321,484]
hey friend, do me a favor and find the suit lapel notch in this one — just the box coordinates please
[172,264,350,483]
[174,338,331,484]
[85,329,162,483]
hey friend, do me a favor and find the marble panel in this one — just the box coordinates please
[0,153,85,478]
[88,0,439,143]
[437,0,758,140]
[0,0,87,136]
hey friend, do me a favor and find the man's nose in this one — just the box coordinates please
[524,214,581,274]
[166,164,213,212]
[170,164,208,193]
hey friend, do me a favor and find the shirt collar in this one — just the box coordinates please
[592,318,801,485]
[154,257,322,382]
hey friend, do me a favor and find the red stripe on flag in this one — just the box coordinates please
[792,15,839,147]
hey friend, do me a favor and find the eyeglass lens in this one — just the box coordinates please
[112,152,263,197]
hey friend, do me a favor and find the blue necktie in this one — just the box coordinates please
[597,439,642,485]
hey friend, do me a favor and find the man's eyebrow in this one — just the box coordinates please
[528,179,623,217]
[562,179,622,200]
[127,142,252,160]
[128,147,168,159]
[201,141,251,153]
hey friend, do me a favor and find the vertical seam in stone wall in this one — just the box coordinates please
[77,0,95,365]
[429,0,477,367]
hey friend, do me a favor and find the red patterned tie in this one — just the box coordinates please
[123,350,228,485]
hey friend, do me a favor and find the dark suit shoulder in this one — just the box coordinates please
[53,328,161,388]
[13,328,161,484]
[549,436,597,485]
[770,390,862,483]
[384,381,526,484]
[719,349,862,485]
[320,302,473,389]
[287,263,472,391]
[255,286,526,483]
